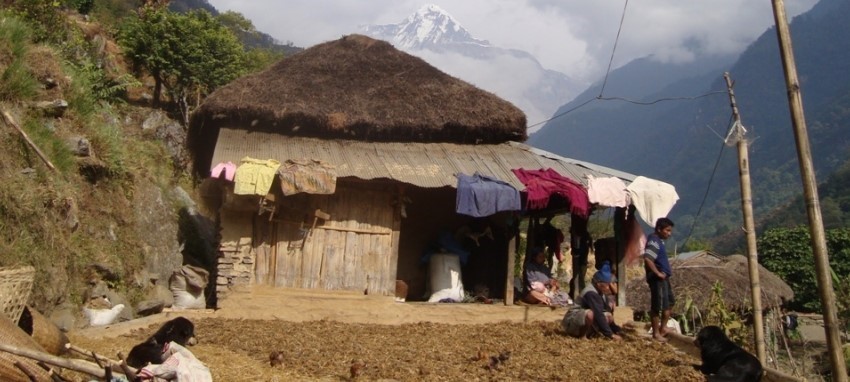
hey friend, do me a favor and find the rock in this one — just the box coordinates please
[84,280,110,301]
[105,290,134,322]
[135,300,165,317]
[64,136,91,157]
[48,303,76,332]
[32,99,68,117]
[146,283,174,308]
[88,263,121,283]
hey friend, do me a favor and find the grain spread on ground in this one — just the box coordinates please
[70,318,705,381]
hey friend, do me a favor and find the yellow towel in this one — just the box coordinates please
[233,157,281,195]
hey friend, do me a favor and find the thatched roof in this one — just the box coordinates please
[188,34,527,174]
[626,251,794,313]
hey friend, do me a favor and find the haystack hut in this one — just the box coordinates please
[626,250,794,314]
[188,34,656,303]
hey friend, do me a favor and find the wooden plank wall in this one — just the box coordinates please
[254,183,397,295]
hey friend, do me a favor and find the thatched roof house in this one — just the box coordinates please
[188,34,665,305]
[188,34,526,174]
[626,251,794,313]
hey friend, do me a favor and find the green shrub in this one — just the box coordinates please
[0,14,39,101]
[9,0,67,44]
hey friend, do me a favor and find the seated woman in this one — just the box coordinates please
[522,247,572,306]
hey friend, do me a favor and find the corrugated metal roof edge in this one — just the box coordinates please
[511,142,638,183]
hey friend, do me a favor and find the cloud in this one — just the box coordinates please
[207,0,818,82]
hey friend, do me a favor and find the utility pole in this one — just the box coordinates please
[723,72,766,364]
[770,1,848,380]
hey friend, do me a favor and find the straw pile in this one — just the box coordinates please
[626,252,794,313]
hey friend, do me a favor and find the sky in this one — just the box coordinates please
[204,0,818,84]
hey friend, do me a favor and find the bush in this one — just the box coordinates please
[0,14,39,101]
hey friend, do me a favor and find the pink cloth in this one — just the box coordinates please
[511,168,590,218]
[210,161,236,181]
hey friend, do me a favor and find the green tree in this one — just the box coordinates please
[117,7,246,122]
[758,226,850,312]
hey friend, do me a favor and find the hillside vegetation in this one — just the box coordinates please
[0,0,281,320]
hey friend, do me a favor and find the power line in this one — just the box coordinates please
[527,98,596,130]
[680,114,734,249]
[599,0,630,97]
[597,91,727,105]
[526,0,726,130]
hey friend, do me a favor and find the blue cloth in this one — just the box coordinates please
[644,233,672,280]
[456,172,521,217]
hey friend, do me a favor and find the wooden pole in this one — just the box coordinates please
[770,1,848,380]
[0,342,111,378]
[1,111,57,172]
[723,72,766,364]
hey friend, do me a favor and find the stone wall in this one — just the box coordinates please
[215,204,256,298]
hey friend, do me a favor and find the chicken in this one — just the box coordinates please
[269,351,284,367]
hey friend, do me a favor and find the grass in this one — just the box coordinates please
[0,13,39,101]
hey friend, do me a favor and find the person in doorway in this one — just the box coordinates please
[522,247,571,306]
[644,217,675,342]
[561,262,622,340]
[568,215,592,301]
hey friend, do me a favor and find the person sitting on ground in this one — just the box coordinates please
[561,262,622,341]
[522,247,572,306]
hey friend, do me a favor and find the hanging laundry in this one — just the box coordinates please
[511,168,591,218]
[455,172,521,217]
[626,176,679,226]
[210,161,236,181]
[587,174,630,208]
[233,157,281,196]
[277,159,337,195]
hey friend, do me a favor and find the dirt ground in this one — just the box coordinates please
[64,287,708,382]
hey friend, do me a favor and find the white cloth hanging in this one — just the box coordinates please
[626,176,679,226]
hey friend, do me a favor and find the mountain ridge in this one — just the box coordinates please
[530,0,850,251]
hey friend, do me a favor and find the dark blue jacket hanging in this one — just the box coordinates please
[455,172,521,217]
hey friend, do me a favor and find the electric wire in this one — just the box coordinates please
[680,114,735,249]
[599,0,630,97]
[597,91,727,105]
[526,0,724,130]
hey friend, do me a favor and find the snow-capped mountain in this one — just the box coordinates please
[363,4,489,50]
[362,4,583,132]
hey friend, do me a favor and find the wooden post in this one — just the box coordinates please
[505,231,517,305]
[771,2,847,380]
[613,207,627,307]
[724,72,766,364]
[2,111,57,172]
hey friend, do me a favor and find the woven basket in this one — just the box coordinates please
[18,306,69,356]
[0,266,35,324]
[0,314,51,381]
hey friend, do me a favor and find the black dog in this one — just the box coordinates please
[694,325,763,382]
[126,317,197,368]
